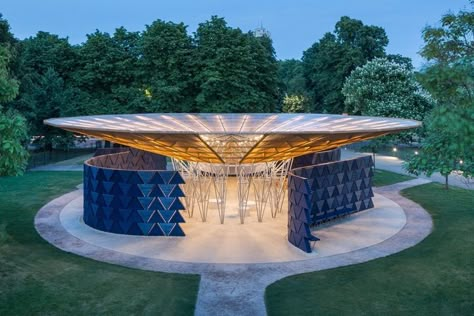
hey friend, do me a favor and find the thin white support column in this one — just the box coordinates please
[269,158,293,218]
[252,163,272,222]
[237,164,255,224]
[209,164,229,224]
[193,163,213,222]
[171,158,196,218]
[173,159,291,224]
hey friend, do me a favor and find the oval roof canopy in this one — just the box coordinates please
[45,113,421,164]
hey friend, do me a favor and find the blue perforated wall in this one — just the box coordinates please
[83,151,186,236]
[288,155,374,253]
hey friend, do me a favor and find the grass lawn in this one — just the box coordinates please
[265,183,474,315]
[373,169,414,187]
[0,171,199,316]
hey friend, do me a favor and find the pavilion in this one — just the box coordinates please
[44,113,420,253]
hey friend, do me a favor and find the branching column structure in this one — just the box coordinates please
[269,159,293,218]
[172,158,293,224]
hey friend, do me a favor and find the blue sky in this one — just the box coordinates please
[1,0,470,68]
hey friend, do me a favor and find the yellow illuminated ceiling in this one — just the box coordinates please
[44,113,421,164]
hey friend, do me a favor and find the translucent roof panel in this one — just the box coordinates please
[45,113,421,164]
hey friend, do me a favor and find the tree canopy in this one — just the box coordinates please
[278,59,305,96]
[0,16,28,176]
[406,1,474,188]
[141,20,195,112]
[74,27,148,115]
[0,46,18,104]
[7,32,78,147]
[193,16,279,113]
[342,57,433,121]
[302,16,389,114]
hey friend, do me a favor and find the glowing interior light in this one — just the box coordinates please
[414,151,419,155]
[43,113,421,164]
[393,147,398,152]
[460,160,463,164]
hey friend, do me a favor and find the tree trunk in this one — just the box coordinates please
[445,174,449,190]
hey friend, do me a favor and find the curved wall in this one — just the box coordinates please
[291,148,341,169]
[288,154,374,253]
[83,149,185,236]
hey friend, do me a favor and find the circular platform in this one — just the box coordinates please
[58,192,404,264]
[35,179,433,316]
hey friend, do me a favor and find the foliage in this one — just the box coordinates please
[406,107,473,189]
[417,57,474,109]
[0,28,27,176]
[420,2,474,64]
[343,58,433,119]
[0,13,16,46]
[302,16,389,113]
[282,95,307,113]
[141,21,195,112]
[0,109,29,176]
[15,31,77,80]
[14,68,78,146]
[193,16,279,112]
[418,1,474,109]
[0,15,18,105]
[7,32,80,149]
[342,57,433,148]
[278,59,306,96]
[0,45,18,104]
[407,2,474,188]
[74,27,148,114]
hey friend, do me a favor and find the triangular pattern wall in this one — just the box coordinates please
[291,148,341,169]
[288,154,374,253]
[83,150,186,236]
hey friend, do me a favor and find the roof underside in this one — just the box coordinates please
[45,113,420,164]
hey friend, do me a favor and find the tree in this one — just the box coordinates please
[0,109,29,176]
[302,16,388,114]
[278,59,306,96]
[282,95,307,113]
[405,107,473,189]
[16,31,77,80]
[7,32,80,149]
[342,58,433,121]
[0,15,18,103]
[342,57,433,167]
[0,13,16,46]
[247,33,280,112]
[406,1,474,188]
[193,16,279,113]
[0,46,18,103]
[16,68,79,147]
[140,20,196,112]
[74,27,148,114]
[0,13,19,76]
[0,16,28,176]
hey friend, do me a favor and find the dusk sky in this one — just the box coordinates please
[1,0,469,68]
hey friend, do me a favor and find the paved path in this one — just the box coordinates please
[29,154,92,171]
[341,149,473,190]
[35,178,432,315]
